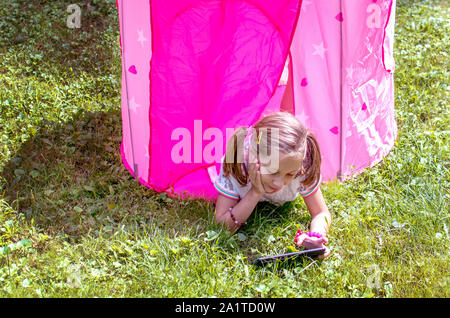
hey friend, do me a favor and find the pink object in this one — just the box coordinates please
[300,77,308,87]
[294,230,323,245]
[330,126,339,135]
[116,0,397,203]
[128,65,137,74]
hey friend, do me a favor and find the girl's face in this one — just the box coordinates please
[258,151,303,194]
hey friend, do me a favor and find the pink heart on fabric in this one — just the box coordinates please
[335,12,344,22]
[362,102,367,111]
[128,65,137,74]
[330,126,339,135]
[300,77,308,87]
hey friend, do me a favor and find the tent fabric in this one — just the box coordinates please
[116,0,397,203]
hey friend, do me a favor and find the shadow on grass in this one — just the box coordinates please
[0,1,211,242]
[0,109,215,243]
[0,0,296,248]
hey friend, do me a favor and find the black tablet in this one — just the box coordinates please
[252,247,326,265]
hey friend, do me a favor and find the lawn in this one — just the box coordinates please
[0,0,448,297]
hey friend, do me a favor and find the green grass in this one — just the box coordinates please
[0,0,448,297]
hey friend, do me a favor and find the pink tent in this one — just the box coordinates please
[116,0,397,202]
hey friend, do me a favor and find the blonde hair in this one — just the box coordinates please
[223,111,322,188]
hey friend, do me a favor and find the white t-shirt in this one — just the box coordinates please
[212,135,322,206]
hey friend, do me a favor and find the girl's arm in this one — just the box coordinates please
[216,154,267,232]
[299,188,332,259]
[303,188,332,237]
[215,188,263,233]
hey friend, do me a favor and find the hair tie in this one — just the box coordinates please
[257,130,263,145]
[294,229,323,244]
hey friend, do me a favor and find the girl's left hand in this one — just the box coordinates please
[295,234,331,260]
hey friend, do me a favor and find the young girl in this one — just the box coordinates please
[214,111,331,258]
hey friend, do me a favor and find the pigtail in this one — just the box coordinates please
[303,131,322,188]
[223,127,249,187]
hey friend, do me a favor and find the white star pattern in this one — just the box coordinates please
[346,65,354,80]
[128,97,141,114]
[346,129,352,138]
[312,42,327,59]
[137,29,148,47]
[297,109,309,126]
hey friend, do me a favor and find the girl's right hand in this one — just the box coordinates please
[248,152,266,195]
[295,234,331,259]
